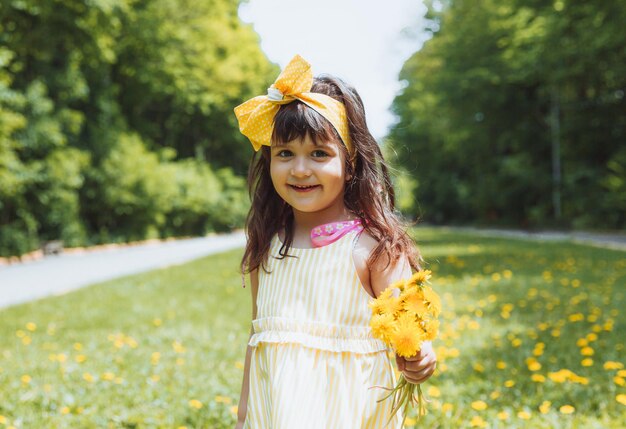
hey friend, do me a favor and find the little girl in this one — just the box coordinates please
[233,55,437,429]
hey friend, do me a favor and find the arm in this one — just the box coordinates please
[369,251,437,385]
[235,269,259,429]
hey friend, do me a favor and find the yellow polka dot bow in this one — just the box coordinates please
[233,54,353,155]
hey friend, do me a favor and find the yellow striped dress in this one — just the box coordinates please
[243,229,403,428]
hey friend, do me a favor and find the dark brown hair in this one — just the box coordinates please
[240,75,424,282]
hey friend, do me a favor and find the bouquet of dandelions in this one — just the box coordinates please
[368,269,441,427]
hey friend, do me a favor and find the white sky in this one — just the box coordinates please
[238,0,429,141]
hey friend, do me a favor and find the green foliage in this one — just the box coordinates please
[0,0,269,256]
[390,0,626,229]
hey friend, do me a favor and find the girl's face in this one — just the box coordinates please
[270,134,348,216]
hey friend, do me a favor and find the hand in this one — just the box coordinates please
[395,341,437,384]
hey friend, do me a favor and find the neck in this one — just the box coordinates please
[291,204,355,235]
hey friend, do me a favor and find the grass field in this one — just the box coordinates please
[0,227,624,428]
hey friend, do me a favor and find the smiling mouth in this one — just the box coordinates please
[289,184,320,192]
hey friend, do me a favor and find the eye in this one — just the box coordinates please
[275,150,293,158]
[311,150,329,158]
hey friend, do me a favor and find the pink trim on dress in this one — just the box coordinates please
[310,219,364,248]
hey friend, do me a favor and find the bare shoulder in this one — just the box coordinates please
[353,230,411,299]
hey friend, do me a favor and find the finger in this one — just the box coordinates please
[403,362,437,383]
[395,355,405,371]
[404,354,436,371]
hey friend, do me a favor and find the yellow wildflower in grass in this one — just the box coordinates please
[581,358,593,367]
[504,380,515,388]
[496,361,507,369]
[82,373,94,383]
[0,415,6,424]
[473,363,485,373]
[517,410,531,420]
[559,405,575,414]
[604,361,624,370]
[497,411,509,420]
[527,361,541,371]
[580,346,594,356]
[368,270,439,427]
[60,406,70,414]
[21,375,31,384]
[26,322,37,331]
[215,395,232,404]
[539,401,551,414]
[531,374,546,383]
[102,372,115,381]
[471,400,488,411]
[470,416,487,428]
[188,399,203,409]
[616,394,626,406]
[614,376,626,386]
[618,369,626,378]
[427,386,441,397]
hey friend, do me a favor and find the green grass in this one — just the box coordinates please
[0,227,624,428]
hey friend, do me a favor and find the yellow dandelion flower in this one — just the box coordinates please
[423,319,440,341]
[614,376,625,386]
[470,416,487,428]
[616,394,626,406]
[618,369,626,378]
[581,358,593,367]
[370,313,395,343]
[188,399,203,409]
[410,270,432,285]
[390,313,425,358]
[471,400,488,411]
[580,346,594,356]
[102,372,115,381]
[60,406,70,414]
[423,286,442,317]
[427,386,441,397]
[497,410,509,420]
[403,290,428,316]
[517,410,531,419]
[21,375,31,384]
[604,361,624,370]
[380,296,403,317]
[539,401,551,414]
[531,374,546,383]
[26,322,37,331]
[504,380,515,388]
[442,403,454,412]
[527,361,541,371]
[559,405,575,414]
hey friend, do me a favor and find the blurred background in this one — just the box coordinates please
[1,0,624,260]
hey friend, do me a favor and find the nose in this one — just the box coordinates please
[290,157,312,177]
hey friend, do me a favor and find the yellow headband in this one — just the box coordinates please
[234,54,353,156]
